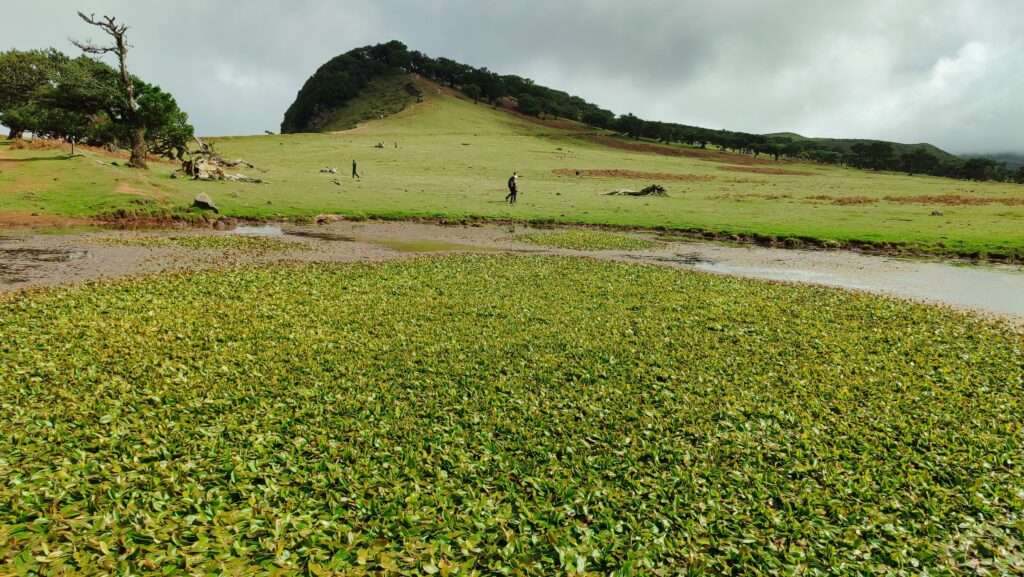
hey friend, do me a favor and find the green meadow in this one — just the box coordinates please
[2,83,1023,258]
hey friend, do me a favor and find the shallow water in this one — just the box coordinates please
[230,225,285,237]
[669,250,1024,317]
[0,248,88,283]
[230,224,476,252]
[231,225,354,242]
[3,221,1022,321]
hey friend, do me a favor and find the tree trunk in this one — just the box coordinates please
[128,126,147,168]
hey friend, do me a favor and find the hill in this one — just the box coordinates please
[765,132,958,162]
[284,42,1019,183]
[282,43,425,133]
[963,152,1024,170]
[281,40,614,135]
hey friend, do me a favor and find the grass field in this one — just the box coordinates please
[0,256,1021,575]
[2,79,1023,259]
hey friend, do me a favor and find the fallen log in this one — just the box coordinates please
[178,137,265,182]
[606,184,668,197]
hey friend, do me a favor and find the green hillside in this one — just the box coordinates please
[765,132,958,162]
[964,152,1024,170]
[319,73,421,132]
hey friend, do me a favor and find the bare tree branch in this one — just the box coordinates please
[69,38,116,55]
[76,12,128,36]
[72,11,147,168]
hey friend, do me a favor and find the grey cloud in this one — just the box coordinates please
[4,0,1022,152]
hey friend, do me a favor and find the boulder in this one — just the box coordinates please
[192,193,219,213]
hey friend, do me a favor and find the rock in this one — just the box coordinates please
[224,173,263,183]
[315,214,342,225]
[192,193,219,213]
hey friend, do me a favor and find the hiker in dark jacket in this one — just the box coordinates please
[505,172,518,204]
[352,160,360,179]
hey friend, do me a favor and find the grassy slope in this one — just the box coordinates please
[1,81,1023,257]
[1,256,1021,574]
[320,72,418,132]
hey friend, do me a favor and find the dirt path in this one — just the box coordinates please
[1,220,1022,327]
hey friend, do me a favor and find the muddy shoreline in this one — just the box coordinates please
[8,212,1019,265]
[1,220,1022,329]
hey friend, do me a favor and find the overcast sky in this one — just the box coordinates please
[6,1,1022,153]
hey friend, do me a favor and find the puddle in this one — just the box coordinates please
[0,248,88,283]
[640,244,1024,318]
[231,225,284,237]
[230,225,354,242]
[0,248,88,262]
[686,259,1024,316]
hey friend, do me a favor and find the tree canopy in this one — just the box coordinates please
[0,48,193,160]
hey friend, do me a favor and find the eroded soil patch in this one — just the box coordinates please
[554,168,715,182]
[808,195,878,205]
[883,194,1024,207]
[719,165,816,176]
[716,192,794,202]
[0,212,96,228]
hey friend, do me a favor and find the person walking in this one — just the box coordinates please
[505,171,519,204]
[352,160,361,179]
